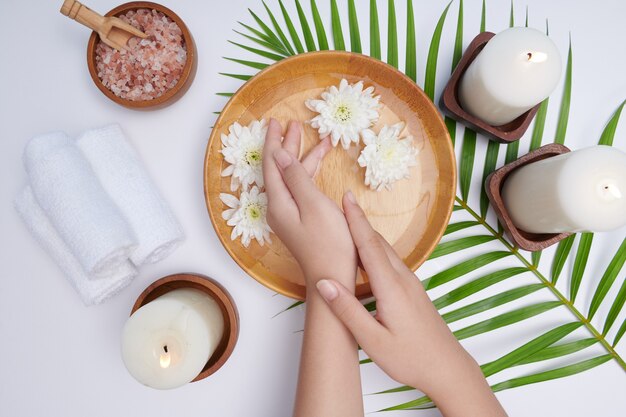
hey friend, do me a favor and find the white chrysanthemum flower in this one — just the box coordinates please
[305,79,381,149]
[357,122,419,191]
[220,119,268,192]
[220,186,272,247]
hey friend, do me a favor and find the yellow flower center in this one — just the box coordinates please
[246,204,262,220]
[334,103,352,122]
[245,149,262,166]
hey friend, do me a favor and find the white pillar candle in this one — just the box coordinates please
[459,27,562,126]
[502,146,626,234]
[121,288,224,390]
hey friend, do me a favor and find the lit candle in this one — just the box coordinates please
[121,289,224,389]
[502,146,626,233]
[459,27,562,126]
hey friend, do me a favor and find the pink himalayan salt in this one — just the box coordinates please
[95,9,187,101]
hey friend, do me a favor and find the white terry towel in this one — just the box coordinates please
[76,125,184,266]
[23,132,137,278]
[15,188,137,306]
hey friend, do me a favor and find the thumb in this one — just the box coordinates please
[316,279,387,350]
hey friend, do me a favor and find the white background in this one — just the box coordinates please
[1,0,625,416]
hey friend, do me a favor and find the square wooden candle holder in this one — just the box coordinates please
[440,31,540,144]
[131,273,239,382]
[485,143,572,251]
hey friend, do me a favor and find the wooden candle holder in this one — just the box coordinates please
[485,143,571,251]
[440,32,540,144]
[131,273,239,382]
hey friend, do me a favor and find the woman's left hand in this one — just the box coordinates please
[262,118,358,288]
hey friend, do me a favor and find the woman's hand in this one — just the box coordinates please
[315,192,507,417]
[263,118,358,288]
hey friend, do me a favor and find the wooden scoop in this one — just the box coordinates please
[60,0,147,51]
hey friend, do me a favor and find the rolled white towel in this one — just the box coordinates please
[23,132,137,278]
[76,125,184,266]
[15,188,137,306]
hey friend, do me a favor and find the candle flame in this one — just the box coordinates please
[159,352,171,368]
[526,52,548,63]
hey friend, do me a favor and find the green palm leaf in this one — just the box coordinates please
[423,251,512,290]
[347,0,361,53]
[588,238,626,320]
[330,0,345,50]
[551,235,575,284]
[491,355,613,392]
[295,0,316,51]
[515,338,597,366]
[387,0,398,67]
[229,40,285,61]
[600,99,626,145]
[444,0,464,144]
[249,8,292,55]
[570,232,593,302]
[262,1,296,54]
[479,141,500,218]
[405,0,416,81]
[442,284,544,323]
[459,128,476,202]
[369,0,381,59]
[433,267,528,310]
[454,301,562,340]
[554,35,572,144]
[429,235,496,259]
[310,0,329,50]
[424,1,451,98]
[443,220,479,236]
[278,0,305,53]
[220,0,626,409]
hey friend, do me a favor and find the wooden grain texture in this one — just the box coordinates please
[60,0,147,51]
[440,32,540,144]
[485,143,572,251]
[85,1,197,110]
[204,51,456,300]
[131,273,240,382]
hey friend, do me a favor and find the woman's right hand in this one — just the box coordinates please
[316,191,507,417]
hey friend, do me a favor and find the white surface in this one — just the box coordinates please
[1,0,625,416]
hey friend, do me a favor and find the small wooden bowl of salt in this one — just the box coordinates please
[86,1,197,109]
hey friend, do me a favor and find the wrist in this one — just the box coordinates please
[423,354,495,412]
[303,263,357,292]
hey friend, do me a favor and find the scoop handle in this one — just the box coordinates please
[60,0,105,34]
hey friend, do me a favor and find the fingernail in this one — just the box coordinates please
[274,149,293,169]
[345,190,356,204]
[316,279,339,301]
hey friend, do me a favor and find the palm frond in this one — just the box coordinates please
[330,0,345,50]
[405,0,416,81]
[310,0,329,50]
[369,0,381,59]
[424,2,451,99]
[554,34,572,144]
[295,0,316,51]
[219,1,626,410]
[387,0,398,68]
[278,0,305,53]
[347,0,361,53]
[444,0,464,144]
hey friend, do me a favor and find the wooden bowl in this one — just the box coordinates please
[86,2,197,110]
[204,51,456,300]
[130,273,239,382]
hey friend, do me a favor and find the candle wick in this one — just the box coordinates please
[163,345,168,353]
[527,52,532,60]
